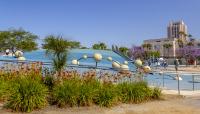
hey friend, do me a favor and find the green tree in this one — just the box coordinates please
[163,43,172,57]
[142,43,152,51]
[149,51,160,58]
[119,47,129,55]
[187,42,194,46]
[146,44,152,50]
[43,35,70,73]
[99,42,107,50]
[0,28,38,53]
[187,35,195,46]
[92,42,107,50]
[177,39,184,48]
[92,44,101,50]
[177,31,187,48]
[67,41,80,48]
[188,34,193,38]
[178,31,187,38]
[178,32,193,47]
[80,46,88,49]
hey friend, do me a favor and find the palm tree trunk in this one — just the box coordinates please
[166,49,169,64]
[194,59,197,67]
[185,58,188,67]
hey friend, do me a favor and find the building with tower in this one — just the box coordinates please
[143,20,188,58]
[167,20,187,42]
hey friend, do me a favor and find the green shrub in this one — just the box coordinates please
[6,76,48,112]
[78,79,101,106]
[152,87,162,99]
[118,81,153,103]
[43,75,55,90]
[53,78,118,107]
[0,71,42,82]
[0,80,10,101]
[43,75,57,105]
[0,72,17,81]
[53,78,81,107]
[52,78,161,108]
[94,83,118,107]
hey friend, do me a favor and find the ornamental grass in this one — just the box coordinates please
[0,69,161,112]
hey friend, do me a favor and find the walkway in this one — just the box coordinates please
[162,89,200,97]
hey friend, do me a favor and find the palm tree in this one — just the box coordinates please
[178,32,194,47]
[99,42,107,50]
[92,42,107,50]
[178,31,187,38]
[67,41,80,48]
[187,35,195,46]
[119,47,129,55]
[147,44,152,50]
[142,44,147,52]
[43,35,70,75]
[178,31,188,47]
[142,43,152,51]
[197,43,200,47]
[142,43,152,59]
[187,42,194,46]
[163,43,172,58]
[188,34,193,38]
[177,38,184,48]
[150,51,160,58]
[92,44,101,50]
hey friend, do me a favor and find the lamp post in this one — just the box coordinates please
[134,59,152,81]
[177,73,180,95]
[93,53,102,68]
[174,58,180,95]
[72,59,79,65]
[15,50,26,61]
[71,53,103,68]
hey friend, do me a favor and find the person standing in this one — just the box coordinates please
[163,60,168,69]
[174,59,179,72]
[148,60,151,66]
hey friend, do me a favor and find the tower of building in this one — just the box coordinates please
[167,20,187,41]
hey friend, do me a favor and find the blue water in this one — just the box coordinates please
[145,73,200,91]
[0,49,135,70]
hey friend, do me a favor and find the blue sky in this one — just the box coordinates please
[0,0,200,48]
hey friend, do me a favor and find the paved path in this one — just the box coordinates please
[1,94,200,114]
[162,89,200,96]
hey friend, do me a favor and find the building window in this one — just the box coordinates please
[154,45,160,51]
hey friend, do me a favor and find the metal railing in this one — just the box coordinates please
[147,71,200,94]
[1,59,200,93]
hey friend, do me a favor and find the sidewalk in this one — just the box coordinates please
[152,66,200,74]
[162,89,200,97]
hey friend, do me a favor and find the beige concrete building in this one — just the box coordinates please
[193,40,200,47]
[143,20,187,58]
[143,38,178,57]
[167,20,187,41]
